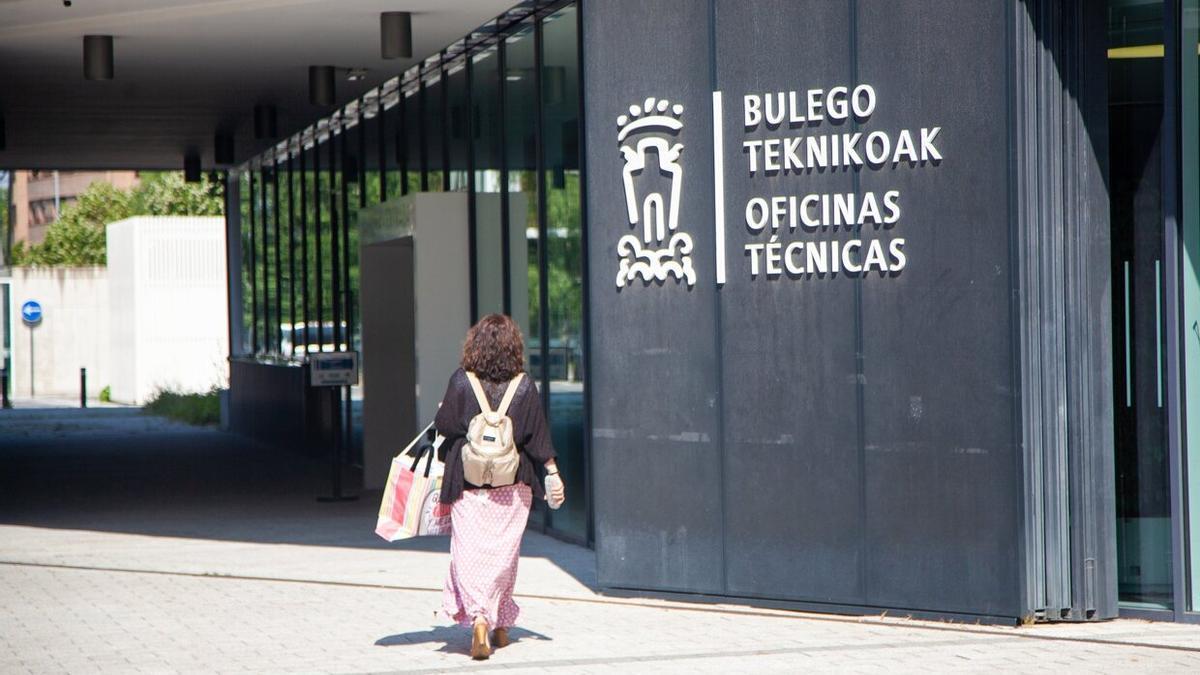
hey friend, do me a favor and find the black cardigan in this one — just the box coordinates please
[435,368,556,504]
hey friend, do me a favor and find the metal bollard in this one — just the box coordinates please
[1,369,8,409]
[80,368,87,408]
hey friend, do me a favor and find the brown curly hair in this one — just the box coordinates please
[461,314,525,383]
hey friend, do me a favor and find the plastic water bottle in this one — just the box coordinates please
[544,473,564,510]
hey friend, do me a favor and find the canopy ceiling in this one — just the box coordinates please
[0,0,515,169]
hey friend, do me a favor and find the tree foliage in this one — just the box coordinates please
[528,173,584,343]
[130,172,224,217]
[12,172,223,267]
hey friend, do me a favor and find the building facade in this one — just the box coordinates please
[227,0,1200,624]
[9,170,140,245]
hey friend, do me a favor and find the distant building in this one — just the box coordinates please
[9,170,139,245]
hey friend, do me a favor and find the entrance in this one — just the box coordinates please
[1109,0,1172,610]
[1109,0,1200,617]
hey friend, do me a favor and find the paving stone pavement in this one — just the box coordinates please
[2,408,1199,673]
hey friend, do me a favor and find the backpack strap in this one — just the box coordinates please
[496,373,525,417]
[464,371,493,415]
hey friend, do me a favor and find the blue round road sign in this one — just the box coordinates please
[21,300,43,325]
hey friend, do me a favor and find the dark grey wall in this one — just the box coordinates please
[583,0,1113,622]
[583,0,725,594]
[848,0,1018,617]
[714,0,866,608]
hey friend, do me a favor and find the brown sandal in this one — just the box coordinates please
[492,627,510,649]
[470,618,492,660]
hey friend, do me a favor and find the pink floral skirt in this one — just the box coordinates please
[441,483,532,628]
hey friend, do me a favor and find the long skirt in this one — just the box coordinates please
[441,483,532,628]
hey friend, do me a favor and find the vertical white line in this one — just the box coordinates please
[712,90,726,286]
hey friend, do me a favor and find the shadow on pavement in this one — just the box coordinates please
[375,626,552,656]
[0,408,387,546]
[0,407,592,584]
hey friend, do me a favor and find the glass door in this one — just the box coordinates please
[1182,0,1199,615]
[1108,0,1173,609]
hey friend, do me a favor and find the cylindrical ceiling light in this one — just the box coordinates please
[380,12,413,60]
[83,35,114,80]
[184,152,202,183]
[253,104,278,139]
[309,66,335,106]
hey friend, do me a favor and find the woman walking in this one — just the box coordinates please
[435,314,565,660]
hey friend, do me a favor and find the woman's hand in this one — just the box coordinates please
[544,461,565,509]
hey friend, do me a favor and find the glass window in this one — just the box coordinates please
[541,5,586,541]
[240,171,254,355]
[345,117,366,462]
[267,164,281,355]
[257,167,270,356]
[314,141,329,353]
[247,170,257,354]
[503,22,545,531]
[404,87,422,194]
[472,44,505,318]
[383,91,404,202]
[286,153,301,358]
[425,70,446,192]
[337,126,353,352]
[447,60,470,192]
[362,98,384,207]
[300,143,315,355]
[270,161,283,355]
[1108,0,1171,609]
[258,166,269,355]
[326,131,343,351]
[281,155,295,357]
[230,2,588,543]
[347,115,367,354]
[505,23,540,381]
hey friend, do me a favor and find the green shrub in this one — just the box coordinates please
[99,386,111,402]
[143,387,220,426]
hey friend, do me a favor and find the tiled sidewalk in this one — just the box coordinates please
[1,408,1198,673]
[3,538,1200,674]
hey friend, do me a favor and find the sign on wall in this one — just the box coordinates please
[613,86,943,288]
[309,351,359,387]
[721,84,941,283]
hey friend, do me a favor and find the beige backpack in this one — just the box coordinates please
[462,371,524,487]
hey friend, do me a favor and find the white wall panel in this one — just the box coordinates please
[107,216,228,405]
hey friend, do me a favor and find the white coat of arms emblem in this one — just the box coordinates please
[615,97,696,288]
